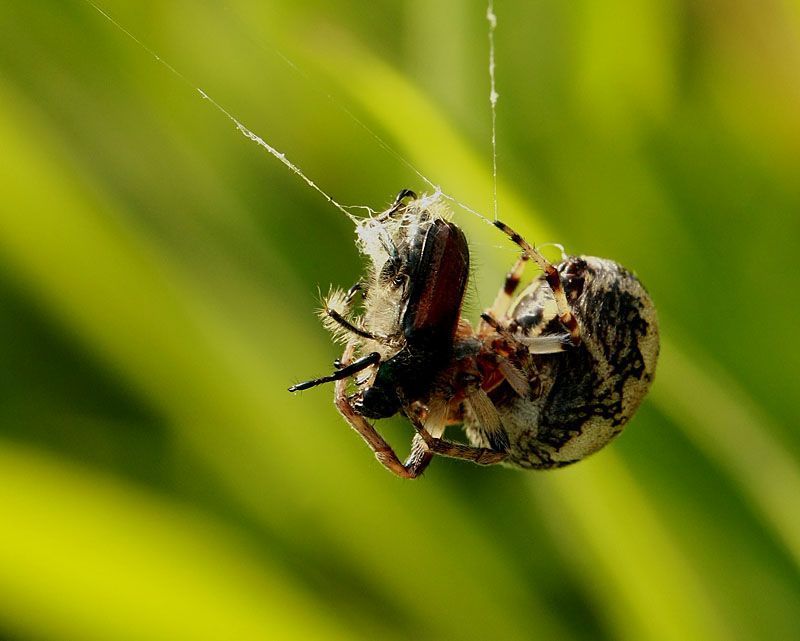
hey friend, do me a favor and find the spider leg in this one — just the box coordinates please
[402,436,434,477]
[493,220,581,345]
[426,440,507,466]
[476,255,569,356]
[406,411,508,466]
[334,342,433,479]
[478,254,528,334]
[479,311,513,340]
[483,310,570,355]
[396,390,508,465]
[399,397,451,476]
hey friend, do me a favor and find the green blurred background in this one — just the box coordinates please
[1,1,799,640]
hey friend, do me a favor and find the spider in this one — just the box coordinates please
[289,190,659,478]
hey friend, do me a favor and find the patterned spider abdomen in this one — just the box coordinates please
[467,256,660,469]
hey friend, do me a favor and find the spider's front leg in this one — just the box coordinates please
[400,387,509,467]
[406,411,508,466]
[477,253,529,335]
[493,220,582,345]
[334,342,433,479]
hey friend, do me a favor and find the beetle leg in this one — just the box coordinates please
[375,188,417,221]
[344,281,363,301]
[323,309,386,342]
[289,351,380,392]
[320,284,391,343]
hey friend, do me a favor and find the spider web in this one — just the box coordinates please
[487,0,500,221]
[83,0,500,228]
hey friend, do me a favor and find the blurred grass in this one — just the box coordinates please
[0,1,799,640]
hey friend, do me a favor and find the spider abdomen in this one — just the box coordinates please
[472,256,659,469]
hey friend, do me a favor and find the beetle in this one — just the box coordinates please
[289,190,659,478]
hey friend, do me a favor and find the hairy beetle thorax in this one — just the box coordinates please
[352,195,471,419]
